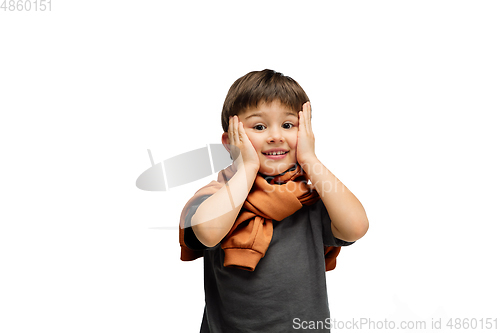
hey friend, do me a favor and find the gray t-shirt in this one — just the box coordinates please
[184,195,354,333]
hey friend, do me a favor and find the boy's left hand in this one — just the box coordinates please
[296,101,317,166]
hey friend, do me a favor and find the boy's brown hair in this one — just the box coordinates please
[221,69,310,132]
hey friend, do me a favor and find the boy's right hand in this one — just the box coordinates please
[228,115,260,173]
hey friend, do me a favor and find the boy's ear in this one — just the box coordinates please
[221,132,230,153]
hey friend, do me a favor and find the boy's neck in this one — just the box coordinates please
[260,163,299,184]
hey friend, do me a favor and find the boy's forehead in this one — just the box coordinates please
[242,100,298,118]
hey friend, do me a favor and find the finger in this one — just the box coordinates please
[304,102,312,134]
[298,110,303,130]
[238,120,250,142]
[231,116,239,149]
[228,116,234,159]
[299,110,306,136]
[303,102,309,127]
[233,115,241,143]
[233,116,240,143]
[234,116,244,159]
[228,116,235,146]
[232,116,241,158]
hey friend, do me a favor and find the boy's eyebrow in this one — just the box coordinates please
[244,111,298,120]
[244,112,263,120]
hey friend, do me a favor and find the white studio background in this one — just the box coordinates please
[1,1,499,332]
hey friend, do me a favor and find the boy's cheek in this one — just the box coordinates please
[249,140,259,151]
[245,136,260,152]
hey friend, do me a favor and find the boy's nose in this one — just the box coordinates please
[267,128,284,143]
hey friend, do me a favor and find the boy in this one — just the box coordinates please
[179,69,369,332]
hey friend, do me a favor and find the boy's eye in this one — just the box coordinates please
[254,124,266,131]
[282,123,294,129]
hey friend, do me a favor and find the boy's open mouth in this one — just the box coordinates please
[263,151,288,156]
[262,150,289,159]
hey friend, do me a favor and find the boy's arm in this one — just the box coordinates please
[191,165,258,247]
[191,115,260,248]
[297,102,369,242]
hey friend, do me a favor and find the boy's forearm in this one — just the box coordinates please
[301,158,369,242]
[191,165,258,247]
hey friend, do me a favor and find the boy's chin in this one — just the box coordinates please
[258,162,297,176]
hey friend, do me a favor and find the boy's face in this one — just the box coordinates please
[237,100,299,176]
